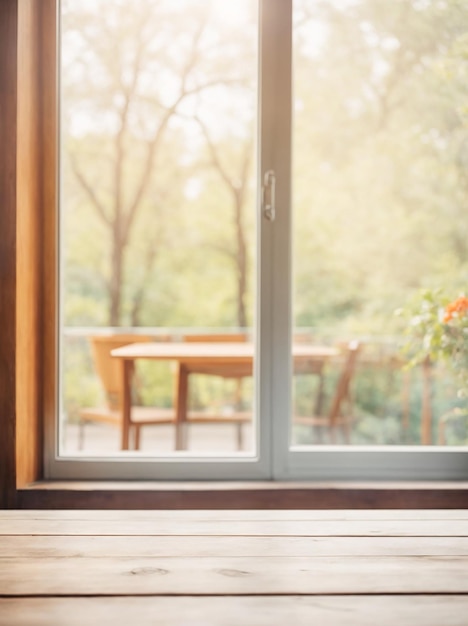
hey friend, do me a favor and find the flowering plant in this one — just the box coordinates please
[400,289,468,398]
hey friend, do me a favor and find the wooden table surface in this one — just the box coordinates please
[111,342,339,450]
[1,509,468,625]
[110,341,338,364]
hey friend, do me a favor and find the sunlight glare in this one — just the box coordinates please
[211,0,252,26]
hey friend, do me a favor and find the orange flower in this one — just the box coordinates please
[443,296,468,323]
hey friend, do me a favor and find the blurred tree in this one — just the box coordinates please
[292,0,468,332]
[193,116,254,328]
[62,0,256,326]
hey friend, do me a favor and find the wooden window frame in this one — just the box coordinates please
[0,0,57,508]
[1,0,468,509]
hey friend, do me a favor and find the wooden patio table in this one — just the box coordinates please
[1,509,468,625]
[111,341,338,451]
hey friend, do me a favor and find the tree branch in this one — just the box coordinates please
[122,11,225,237]
[193,115,235,193]
[68,151,111,225]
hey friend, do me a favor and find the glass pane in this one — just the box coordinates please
[292,0,468,447]
[60,0,258,457]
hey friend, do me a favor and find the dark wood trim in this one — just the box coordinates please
[0,0,19,509]
[0,0,54,508]
[17,481,468,510]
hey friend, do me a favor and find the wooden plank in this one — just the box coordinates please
[1,518,467,536]
[2,596,468,626]
[1,534,468,558]
[4,509,468,521]
[1,555,468,595]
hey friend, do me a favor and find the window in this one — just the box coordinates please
[46,0,468,480]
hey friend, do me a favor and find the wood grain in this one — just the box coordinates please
[4,508,468,520]
[0,0,18,509]
[1,534,468,558]
[0,0,54,505]
[1,509,467,625]
[16,0,42,489]
[1,518,467,536]
[1,596,468,626]
[2,555,468,595]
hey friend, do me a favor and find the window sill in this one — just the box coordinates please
[16,480,468,509]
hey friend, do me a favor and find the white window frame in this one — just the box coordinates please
[269,0,468,482]
[46,0,468,481]
[46,0,278,481]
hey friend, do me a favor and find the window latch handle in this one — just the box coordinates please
[262,170,276,221]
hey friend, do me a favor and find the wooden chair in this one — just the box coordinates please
[294,340,361,444]
[78,334,175,450]
[182,333,251,450]
[292,331,332,418]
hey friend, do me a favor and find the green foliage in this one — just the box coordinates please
[59,0,468,447]
[399,290,450,364]
[62,338,102,423]
[293,0,468,334]
[400,289,468,399]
